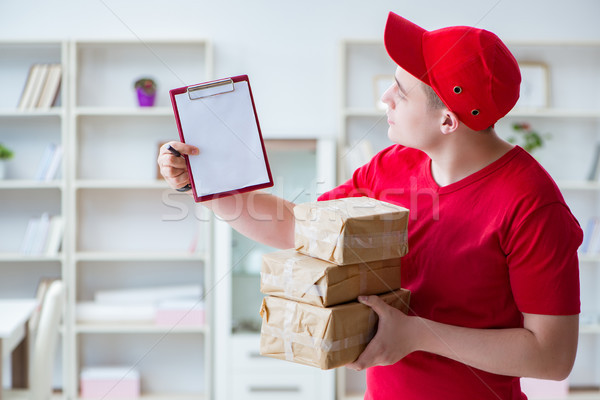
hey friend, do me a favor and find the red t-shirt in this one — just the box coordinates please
[319,145,582,400]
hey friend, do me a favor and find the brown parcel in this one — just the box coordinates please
[294,197,409,265]
[259,288,410,370]
[261,249,402,307]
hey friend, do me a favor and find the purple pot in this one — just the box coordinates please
[136,88,156,107]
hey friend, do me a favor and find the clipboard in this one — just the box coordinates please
[170,75,273,202]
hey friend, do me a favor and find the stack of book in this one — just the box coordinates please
[17,63,62,110]
[35,143,63,181]
[259,197,411,369]
[20,213,64,256]
[75,284,205,327]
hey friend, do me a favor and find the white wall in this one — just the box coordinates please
[1,0,599,137]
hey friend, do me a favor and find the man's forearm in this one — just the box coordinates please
[412,314,578,380]
[204,191,296,249]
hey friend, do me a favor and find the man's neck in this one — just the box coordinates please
[428,130,514,187]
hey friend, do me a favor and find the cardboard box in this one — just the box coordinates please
[261,249,402,307]
[294,197,409,265]
[259,288,410,370]
[80,367,140,399]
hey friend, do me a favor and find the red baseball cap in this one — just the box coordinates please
[384,12,521,131]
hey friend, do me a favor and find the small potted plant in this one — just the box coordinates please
[134,77,157,107]
[0,143,14,179]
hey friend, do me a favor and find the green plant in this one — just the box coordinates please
[508,122,549,154]
[0,144,14,160]
[134,77,156,95]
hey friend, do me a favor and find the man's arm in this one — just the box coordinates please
[347,295,578,381]
[157,141,296,249]
[204,191,296,249]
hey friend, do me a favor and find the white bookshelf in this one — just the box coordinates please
[338,39,600,399]
[0,40,69,396]
[67,39,214,400]
[0,39,215,399]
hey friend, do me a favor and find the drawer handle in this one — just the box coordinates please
[249,386,300,393]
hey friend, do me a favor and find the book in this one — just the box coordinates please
[27,63,49,110]
[44,215,64,256]
[19,213,63,256]
[76,302,155,323]
[17,64,41,110]
[587,143,600,181]
[20,217,40,254]
[43,143,63,181]
[94,285,203,306]
[36,64,62,109]
[17,63,62,110]
[35,143,57,181]
[30,212,51,255]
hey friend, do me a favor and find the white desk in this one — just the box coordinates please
[0,299,37,399]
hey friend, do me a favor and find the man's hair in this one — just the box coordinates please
[420,82,446,110]
[420,82,493,131]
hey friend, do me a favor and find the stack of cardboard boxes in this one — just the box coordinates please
[259,197,411,370]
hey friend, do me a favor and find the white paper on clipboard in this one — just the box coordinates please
[172,77,272,200]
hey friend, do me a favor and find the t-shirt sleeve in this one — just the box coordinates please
[506,202,583,315]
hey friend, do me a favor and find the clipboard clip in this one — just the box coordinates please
[187,78,235,100]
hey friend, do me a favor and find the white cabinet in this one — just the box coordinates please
[339,38,600,398]
[68,39,214,400]
[0,39,215,399]
[231,334,329,400]
[0,40,68,392]
[213,138,337,400]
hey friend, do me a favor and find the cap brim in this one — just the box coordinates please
[384,12,430,85]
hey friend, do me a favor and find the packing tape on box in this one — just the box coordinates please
[296,224,407,249]
[283,301,297,361]
[304,198,392,221]
[263,304,379,362]
[261,258,369,301]
[261,272,325,298]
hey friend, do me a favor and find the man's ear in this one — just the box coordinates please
[440,110,460,135]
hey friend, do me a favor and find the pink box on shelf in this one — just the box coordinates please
[80,367,140,399]
[154,300,205,327]
[521,377,569,399]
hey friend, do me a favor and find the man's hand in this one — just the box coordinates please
[346,295,417,371]
[157,141,199,191]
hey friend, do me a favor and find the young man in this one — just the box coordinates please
[158,12,582,400]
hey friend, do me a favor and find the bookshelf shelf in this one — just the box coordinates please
[74,251,207,262]
[579,254,600,263]
[0,108,64,117]
[75,322,208,334]
[343,108,386,118]
[507,109,600,119]
[580,324,600,334]
[0,180,64,189]
[74,180,171,190]
[0,253,64,262]
[75,106,173,117]
[558,181,600,191]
